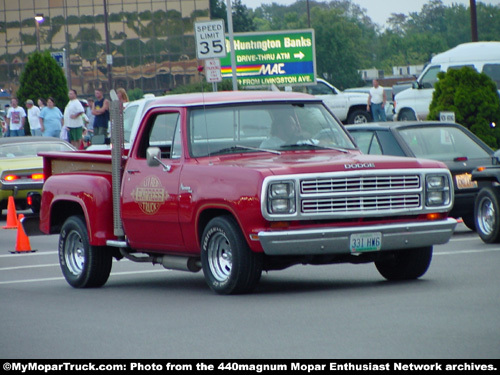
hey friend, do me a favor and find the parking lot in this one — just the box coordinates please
[1,211,499,359]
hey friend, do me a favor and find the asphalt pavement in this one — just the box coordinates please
[1,211,499,359]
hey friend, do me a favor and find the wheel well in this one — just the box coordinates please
[347,105,368,116]
[197,208,237,243]
[49,200,85,234]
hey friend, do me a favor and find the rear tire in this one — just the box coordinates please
[375,247,432,280]
[475,187,500,243]
[59,215,112,288]
[201,215,262,295]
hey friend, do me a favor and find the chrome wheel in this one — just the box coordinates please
[64,231,86,277]
[201,216,262,294]
[207,231,233,282]
[477,195,496,237]
[59,216,112,288]
[474,187,500,244]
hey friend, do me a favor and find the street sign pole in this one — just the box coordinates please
[226,0,238,91]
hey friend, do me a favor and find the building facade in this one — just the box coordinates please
[0,0,210,98]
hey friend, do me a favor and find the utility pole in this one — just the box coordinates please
[103,0,113,90]
[470,0,478,42]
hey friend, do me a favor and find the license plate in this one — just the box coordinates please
[350,232,382,253]
[456,173,477,189]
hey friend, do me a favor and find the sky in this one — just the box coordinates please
[240,0,500,28]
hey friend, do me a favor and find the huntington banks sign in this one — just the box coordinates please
[219,29,316,87]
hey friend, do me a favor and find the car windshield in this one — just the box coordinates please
[0,142,73,158]
[188,102,355,157]
[398,126,491,160]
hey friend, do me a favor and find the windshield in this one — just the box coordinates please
[398,126,491,161]
[188,103,355,157]
[0,142,73,158]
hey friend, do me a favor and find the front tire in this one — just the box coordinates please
[475,187,500,243]
[375,246,432,280]
[201,216,263,295]
[59,215,112,288]
[347,109,372,124]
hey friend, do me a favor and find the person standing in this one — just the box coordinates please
[37,98,46,111]
[83,98,95,147]
[40,97,63,138]
[1,104,9,136]
[25,99,42,136]
[6,98,26,136]
[367,79,387,122]
[116,87,129,108]
[63,89,85,148]
[92,88,110,137]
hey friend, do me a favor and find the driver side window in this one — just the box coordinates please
[420,66,441,89]
[138,112,181,159]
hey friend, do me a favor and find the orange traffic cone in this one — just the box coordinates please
[2,196,18,229]
[10,214,37,253]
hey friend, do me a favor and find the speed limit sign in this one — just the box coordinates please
[194,19,227,60]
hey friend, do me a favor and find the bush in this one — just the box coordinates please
[17,51,68,111]
[428,66,500,148]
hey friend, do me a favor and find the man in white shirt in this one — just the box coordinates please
[367,79,387,122]
[6,98,27,136]
[26,99,42,136]
[63,89,85,148]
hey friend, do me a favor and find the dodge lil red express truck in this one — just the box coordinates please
[33,91,457,294]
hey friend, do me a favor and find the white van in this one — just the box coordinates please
[394,42,500,121]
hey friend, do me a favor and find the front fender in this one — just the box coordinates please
[40,173,114,246]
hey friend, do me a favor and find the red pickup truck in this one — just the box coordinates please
[35,91,457,294]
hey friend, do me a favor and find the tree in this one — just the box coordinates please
[313,7,366,88]
[16,51,68,130]
[428,66,500,148]
[210,0,255,32]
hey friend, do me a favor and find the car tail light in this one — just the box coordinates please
[31,173,44,180]
[4,174,19,182]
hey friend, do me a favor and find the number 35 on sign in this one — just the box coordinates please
[195,20,227,60]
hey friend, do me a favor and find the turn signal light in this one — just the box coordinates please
[425,212,446,221]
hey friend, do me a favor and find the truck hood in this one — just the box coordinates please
[206,150,446,176]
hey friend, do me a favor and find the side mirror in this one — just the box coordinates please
[146,147,161,167]
[412,81,420,89]
[492,149,500,165]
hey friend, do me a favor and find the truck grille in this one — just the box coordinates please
[302,194,421,213]
[301,175,421,194]
[300,174,422,216]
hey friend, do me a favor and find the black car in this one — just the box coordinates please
[347,121,494,230]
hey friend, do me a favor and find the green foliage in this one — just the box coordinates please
[428,66,500,148]
[210,0,256,32]
[16,51,68,111]
[127,88,144,101]
[15,51,68,134]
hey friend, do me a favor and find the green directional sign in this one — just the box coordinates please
[220,29,316,87]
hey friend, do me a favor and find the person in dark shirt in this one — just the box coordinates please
[92,88,110,136]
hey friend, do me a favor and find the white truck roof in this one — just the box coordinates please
[430,41,500,64]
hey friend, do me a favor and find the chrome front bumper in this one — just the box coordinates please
[258,218,457,256]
